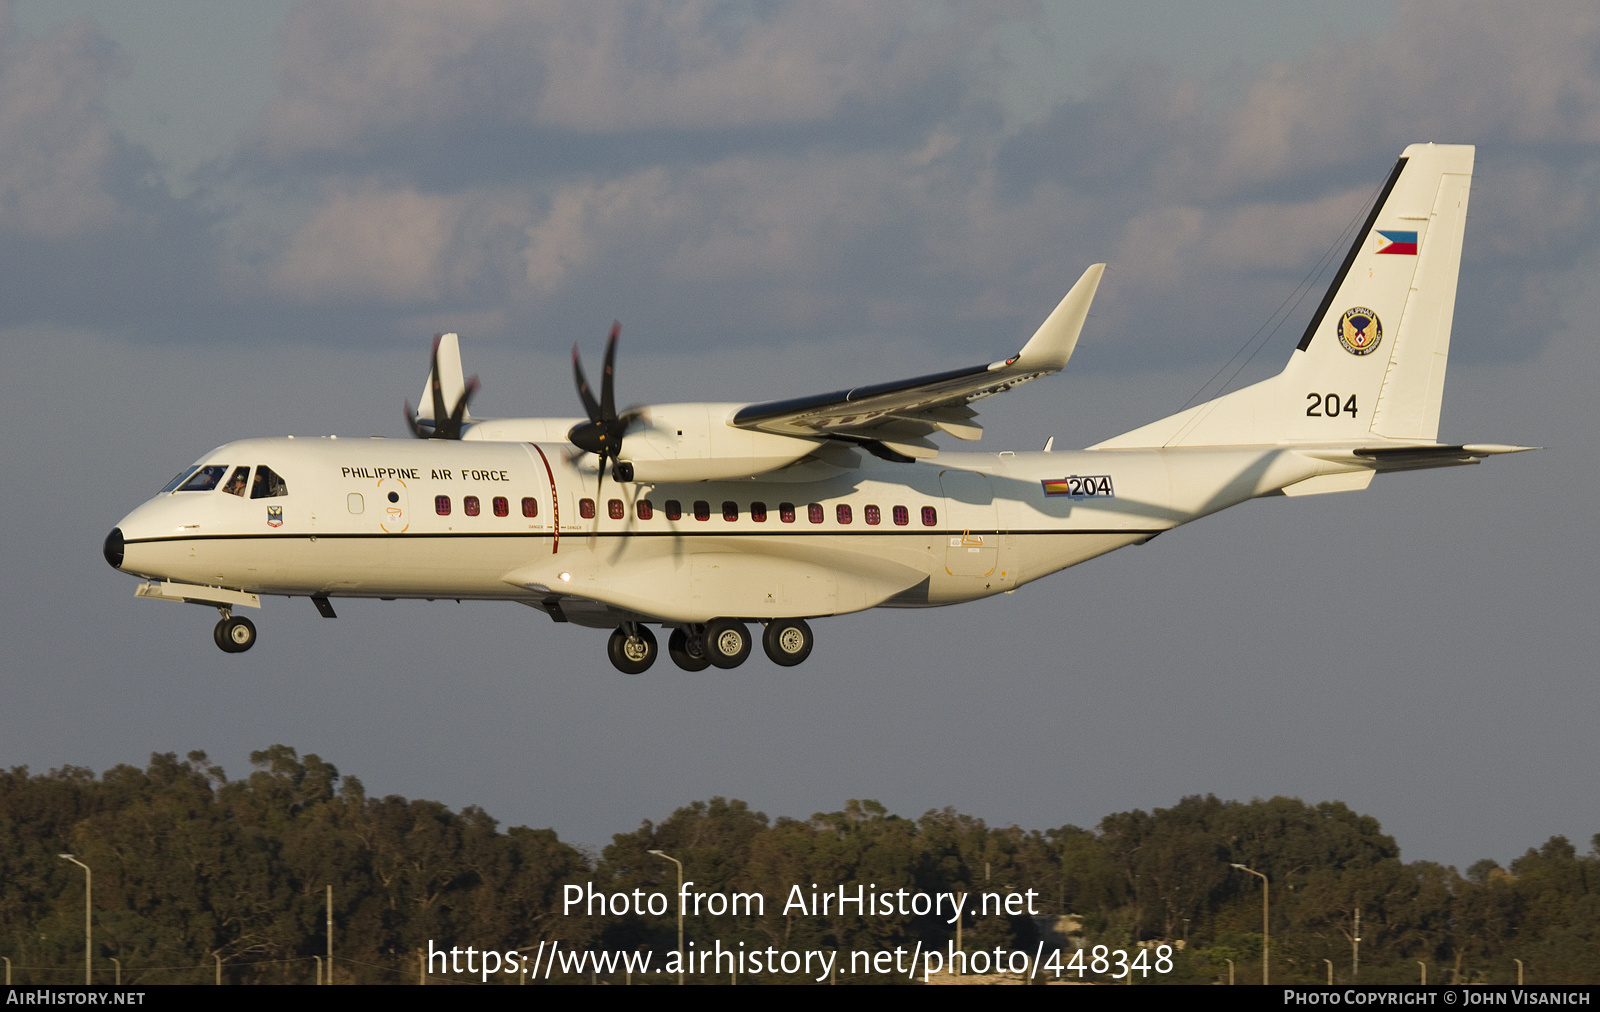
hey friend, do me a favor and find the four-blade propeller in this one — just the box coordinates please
[405,334,480,439]
[569,322,643,486]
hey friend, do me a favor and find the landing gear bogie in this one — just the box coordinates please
[607,624,658,674]
[762,618,813,666]
[703,618,752,669]
[668,626,711,671]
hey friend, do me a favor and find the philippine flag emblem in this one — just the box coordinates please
[1374,229,1418,255]
[266,505,283,528]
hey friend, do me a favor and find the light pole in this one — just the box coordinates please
[58,855,91,984]
[648,850,684,985]
[1353,906,1361,980]
[1224,957,1234,985]
[1231,864,1268,985]
[1514,958,1523,985]
[110,957,121,985]
[1324,958,1334,984]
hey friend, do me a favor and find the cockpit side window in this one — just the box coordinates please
[250,465,289,499]
[177,465,228,492]
[221,466,250,497]
[159,466,201,494]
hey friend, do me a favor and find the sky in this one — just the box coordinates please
[1,0,1597,872]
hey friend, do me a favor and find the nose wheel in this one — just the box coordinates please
[213,614,257,653]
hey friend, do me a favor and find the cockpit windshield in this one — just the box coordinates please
[221,466,250,497]
[177,465,229,492]
[250,465,289,499]
[159,466,201,494]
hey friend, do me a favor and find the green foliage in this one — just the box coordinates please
[1,752,1597,984]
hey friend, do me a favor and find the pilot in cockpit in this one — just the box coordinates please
[222,467,249,497]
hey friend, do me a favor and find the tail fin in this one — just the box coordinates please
[415,332,471,426]
[1094,143,1474,449]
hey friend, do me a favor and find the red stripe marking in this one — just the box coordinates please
[530,444,560,554]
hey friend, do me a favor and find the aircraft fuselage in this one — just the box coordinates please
[110,435,1347,628]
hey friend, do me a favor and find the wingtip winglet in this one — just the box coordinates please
[1016,262,1106,372]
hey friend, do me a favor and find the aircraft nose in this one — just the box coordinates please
[103,527,125,569]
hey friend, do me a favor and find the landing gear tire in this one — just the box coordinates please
[214,616,257,653]
[668,626,711,671]
[762,618,813,667]
[607,625,658,674]
[703,618,752,669]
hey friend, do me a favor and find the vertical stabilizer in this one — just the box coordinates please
[1094,144,1474,449]
[416,333,470,425]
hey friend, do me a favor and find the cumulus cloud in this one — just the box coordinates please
[253,1,987,161]
[6,0,1599,365]
[270,184,531,304]
[0,12,124,239]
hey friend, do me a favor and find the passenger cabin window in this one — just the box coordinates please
[522,497,538,518]
[779,502,796,523]
[579,498,595,519]
[609,498,624,520]
[921,505,938,526]
[435,495,451,515]
[637,499,653,520]
[222,466,250,497]
[836,504,853,525]
[493,496,509,517]
[665,499,682,521]
[464,495,481,517]
[160,467,201,494]
[750,502,767,522]
[178,465,228,492]
[693,500,711,522]
[893,505,909,526]
[722,501,738,522]
[808,503,824,524]
[347,493,364,514]
[250,465,289,499]
[864,505,881,526]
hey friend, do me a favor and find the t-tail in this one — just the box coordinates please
[1094,143,1528,470]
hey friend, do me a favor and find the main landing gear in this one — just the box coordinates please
[213,609,257,653]
[606,618,815,673]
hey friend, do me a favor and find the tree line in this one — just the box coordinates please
[0,747,1594,984]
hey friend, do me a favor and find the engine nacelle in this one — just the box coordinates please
[617,402,823,482]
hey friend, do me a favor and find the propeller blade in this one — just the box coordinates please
[572,345,602,423]
[600,321,619,422]
[404,400,427,438]
[437,375,480,440]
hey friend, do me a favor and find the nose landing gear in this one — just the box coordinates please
[213,609,257,653]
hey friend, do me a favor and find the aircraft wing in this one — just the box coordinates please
[730,264,1105,460]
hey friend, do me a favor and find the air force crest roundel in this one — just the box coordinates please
[266,505,284,528]
[1337,307,1383,356]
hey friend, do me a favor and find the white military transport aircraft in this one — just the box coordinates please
[105,143,1529,672]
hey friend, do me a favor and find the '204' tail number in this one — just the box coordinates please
[1307,392,1357,418]
[1042,475,1115,498]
